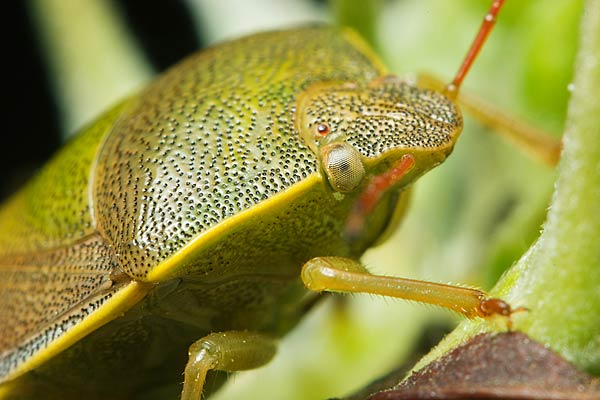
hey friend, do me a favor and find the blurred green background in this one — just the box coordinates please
[3,0,586,399]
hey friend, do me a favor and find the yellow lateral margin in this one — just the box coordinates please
[4,281,152,383]
[147,175,322,282]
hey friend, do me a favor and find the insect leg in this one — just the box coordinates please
[181,331,277,400]
[418,73,562,166]
[301,256,515,320]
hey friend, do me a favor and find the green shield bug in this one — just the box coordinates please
[0,1,564,399]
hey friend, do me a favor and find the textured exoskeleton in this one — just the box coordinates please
[0,27,463,399]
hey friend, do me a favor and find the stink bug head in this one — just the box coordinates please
[296,75,463,195]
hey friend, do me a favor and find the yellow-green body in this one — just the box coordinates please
[0,27,460,399]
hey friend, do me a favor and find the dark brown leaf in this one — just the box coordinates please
[367,332,600,400]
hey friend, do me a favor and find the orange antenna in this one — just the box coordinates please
[445,0,506,98]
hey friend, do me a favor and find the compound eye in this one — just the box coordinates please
[321,142,365,193]
[315,123,330,136]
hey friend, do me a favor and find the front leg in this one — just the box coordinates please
[181,331,277,400]
[301,256,515,319]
